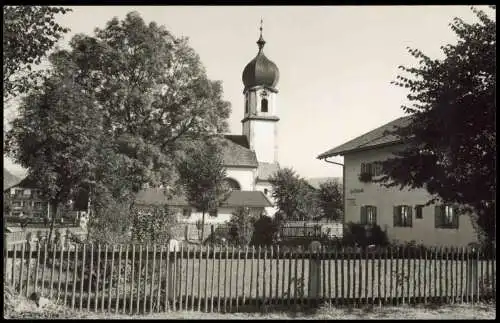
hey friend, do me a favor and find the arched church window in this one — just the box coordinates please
[261,98,268,112]
[223,178,241,191]
[245,96,249,113]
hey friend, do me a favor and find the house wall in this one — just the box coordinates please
[176,206,263,224]
[255,181,278,216]
[226,167,255,191]
[343,144,478,247]
[3,187,49,218]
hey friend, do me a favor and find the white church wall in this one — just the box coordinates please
[226,167,255,191]
[176,207,234,224]
[176,206,265,224]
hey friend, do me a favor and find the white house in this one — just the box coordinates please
[318,116,478,247]
[135,24,282,224]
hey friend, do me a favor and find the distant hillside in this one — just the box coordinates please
[307,177,342,190]
[3,168,21,190]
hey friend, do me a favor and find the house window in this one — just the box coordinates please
[33,213,43,218]
[12,212,21,217]
[209,208,218,217]
[34,202,43,209]
[23,189,31,197]
[372,162,383,176]
[361,162,383,176]
[264,188,268,195]
[435,205,459,229]
[261,98,268,112]
[415,205,424,219]
[394,205,413,227]
[182,208,192,218]
[12,201,22,208]
[360,205,377,225]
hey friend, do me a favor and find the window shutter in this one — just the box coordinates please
[434,205,443,228]
[360,206,367,225]
[393,206,399,227]
[452,207,459,229]
[367,163,372,176]
[373,206,377,224]
[408,206,413,227]
[361,163,366,174]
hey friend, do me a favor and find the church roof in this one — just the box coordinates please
[135,189,272,208]
[221,135,259,168]
[256,162,280,182]
[317,116,412,158]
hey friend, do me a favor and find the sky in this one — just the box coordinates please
[3,5,490,179]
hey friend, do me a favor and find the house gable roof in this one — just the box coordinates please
[3,176,40,192]
[135,189,272,208]
[317,116,412,159]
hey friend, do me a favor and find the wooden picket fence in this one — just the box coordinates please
[4,241,496,314]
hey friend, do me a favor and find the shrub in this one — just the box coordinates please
[479,273,495,301]
[227,207,256,246]
[343,222,389,247]
[204,225,231,245]
[250,215,279,246]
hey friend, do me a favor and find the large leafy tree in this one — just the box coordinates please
[269,168,320,221]
[5,65,103,243]
[49,12,230,193]
[377,6,496,243]
[47,12,231,233]
[177,141,231,242]
[3,6,72,102]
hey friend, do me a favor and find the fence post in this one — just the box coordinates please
[308,241,322,303]
[466,246,478,303]
[4,236,8,288]
[168,239,179,307]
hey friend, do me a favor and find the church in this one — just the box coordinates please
[136,24,282,225]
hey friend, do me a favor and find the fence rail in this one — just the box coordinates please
[4,242,495,315]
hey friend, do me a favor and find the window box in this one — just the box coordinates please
[358,172,372,183]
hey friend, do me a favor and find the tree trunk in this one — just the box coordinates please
[201,211,206,243]
[47,203,58,244]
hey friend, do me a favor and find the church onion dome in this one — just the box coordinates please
[242,22,280,90]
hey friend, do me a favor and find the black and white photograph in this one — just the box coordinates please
[3,5,495,319]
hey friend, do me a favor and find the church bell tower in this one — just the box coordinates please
[241,21,280,164]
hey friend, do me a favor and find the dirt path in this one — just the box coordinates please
[73,304,496,320]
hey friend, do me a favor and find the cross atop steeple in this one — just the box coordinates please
[257,18,266,51]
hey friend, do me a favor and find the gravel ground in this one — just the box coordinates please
[5,299,495,320]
